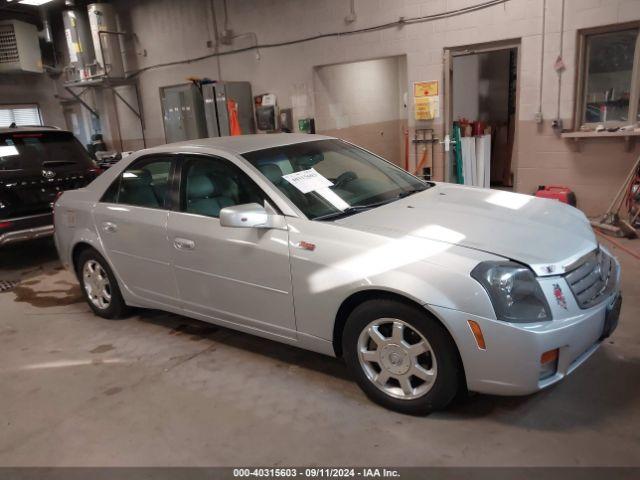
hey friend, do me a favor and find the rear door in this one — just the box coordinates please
[0,130,99,219]
[93,155,179,308]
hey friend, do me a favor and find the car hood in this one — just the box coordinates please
[335,183,597,276]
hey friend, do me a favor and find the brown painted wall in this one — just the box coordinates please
[406,119,638,217]
[516,120,639,216]
[319,119,406,167]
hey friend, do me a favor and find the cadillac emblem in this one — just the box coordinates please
[553,283,567,309]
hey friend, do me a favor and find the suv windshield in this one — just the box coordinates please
[0,131,94,172]
[243,139,429,220]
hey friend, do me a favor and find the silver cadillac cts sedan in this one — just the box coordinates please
[54,134,622,414]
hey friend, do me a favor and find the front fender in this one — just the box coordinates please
[286,218,499,341]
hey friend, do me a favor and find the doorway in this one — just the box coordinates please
[445,42,519,189]
[313,56,408,168]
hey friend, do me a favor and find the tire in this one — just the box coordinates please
[342,299,460,415]
[77,249,129,319]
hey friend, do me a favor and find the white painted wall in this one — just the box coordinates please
[0,74,65,128]
[107,0,640,213]
[114,0,639,141]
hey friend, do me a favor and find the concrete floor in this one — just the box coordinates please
[0,237,639,467]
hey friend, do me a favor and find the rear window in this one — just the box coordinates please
[0,131,95,172]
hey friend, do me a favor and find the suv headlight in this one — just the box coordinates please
[471,261,552,323]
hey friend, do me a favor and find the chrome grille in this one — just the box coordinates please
[565,249,616,309]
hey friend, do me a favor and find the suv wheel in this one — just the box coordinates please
[77,249,129,319]
[343,299,460,415]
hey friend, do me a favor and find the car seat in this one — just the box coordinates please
[186,174,234,217]
[119,169,160,208]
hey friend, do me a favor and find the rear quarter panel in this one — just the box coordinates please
[54,189,102,270]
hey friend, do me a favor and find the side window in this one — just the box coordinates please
[106,157,173,209]
[182,156,267,218]
[101,176,120,203]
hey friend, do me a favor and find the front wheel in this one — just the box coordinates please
[77,249,129,319]
[342,299,461,415]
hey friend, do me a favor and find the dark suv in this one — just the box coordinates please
[0,126,101,247]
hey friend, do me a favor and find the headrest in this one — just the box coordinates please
[138,169,152,182]
[125,169,152,184]
[258,163,284,184]
[188,175,215,199]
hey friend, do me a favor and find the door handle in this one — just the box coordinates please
[102,222,118,233]
[174,237,195,250]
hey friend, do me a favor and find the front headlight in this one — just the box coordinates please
[471,261,552,323]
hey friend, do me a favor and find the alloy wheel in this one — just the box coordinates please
[82,260,112,310]
[357,318,437,400]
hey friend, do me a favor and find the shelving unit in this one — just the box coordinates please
[60,77,146,151]
[561,130,640,152]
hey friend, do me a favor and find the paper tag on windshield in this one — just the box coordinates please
[282,168,333,194]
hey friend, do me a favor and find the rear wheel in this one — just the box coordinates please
[343,299,460,415]
[77,249,129,319]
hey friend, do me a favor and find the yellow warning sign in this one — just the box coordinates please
[415,96,439,121]
[413,81,438,97]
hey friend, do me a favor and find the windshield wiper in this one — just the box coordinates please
[314,185,431,221]
[313,204,375,221]
[397,185,429,199]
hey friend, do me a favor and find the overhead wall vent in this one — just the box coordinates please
[0,23,20,65]
[0,20,43,73]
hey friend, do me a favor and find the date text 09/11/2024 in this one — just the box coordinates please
[232,468,400,478]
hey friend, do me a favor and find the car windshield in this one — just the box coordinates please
[0,131,94,172]
[243,139,429,220]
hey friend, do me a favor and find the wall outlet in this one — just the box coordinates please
[551,118,563,132]
[345,12,357,23]
[219,29,234,45]
[534,111,543,124]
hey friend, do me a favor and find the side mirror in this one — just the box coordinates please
[219,203,286,230]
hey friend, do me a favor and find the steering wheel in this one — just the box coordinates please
[333,171,358,189]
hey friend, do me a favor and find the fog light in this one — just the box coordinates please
[540,348,559,380]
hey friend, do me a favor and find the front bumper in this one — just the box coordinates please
[431,289,621,396]
[0,213,53,247]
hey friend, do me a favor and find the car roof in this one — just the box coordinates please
[0,125,70,134]
[149,133,336,155]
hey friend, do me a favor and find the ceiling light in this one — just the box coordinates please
[18,0,56,5]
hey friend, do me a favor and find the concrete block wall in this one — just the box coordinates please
[0,74,66,128]
[114,0,640,215]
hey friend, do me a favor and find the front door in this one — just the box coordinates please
[94,155,179,308]
[167,154,296,338]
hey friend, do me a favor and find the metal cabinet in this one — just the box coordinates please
[202,82,255,137]
[160,84,207,143]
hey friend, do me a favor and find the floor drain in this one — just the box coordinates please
[0,279,19,293]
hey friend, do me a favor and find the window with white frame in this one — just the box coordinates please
[0,104,42,127]
[577,24,640,128]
